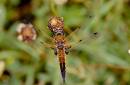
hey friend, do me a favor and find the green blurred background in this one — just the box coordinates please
[0,0,130,85]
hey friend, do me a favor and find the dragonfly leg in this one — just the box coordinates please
[54,48,58,55]
[65,48,69,55]
[65,45,71,55]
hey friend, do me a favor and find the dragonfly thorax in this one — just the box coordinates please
[56,41,65,49]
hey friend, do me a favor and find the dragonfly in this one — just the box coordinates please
[16,16,99,83]
[47,17,71,83]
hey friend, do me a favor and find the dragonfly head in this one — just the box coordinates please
[48,16,64,32]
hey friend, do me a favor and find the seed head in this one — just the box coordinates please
[17,23,37,43]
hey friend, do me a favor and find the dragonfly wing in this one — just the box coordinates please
[66,31,99,50]
[34,25,56,49]
[34,38,55,49]
[36,26,53,41]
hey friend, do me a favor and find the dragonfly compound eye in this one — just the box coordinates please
[48,16,64,32]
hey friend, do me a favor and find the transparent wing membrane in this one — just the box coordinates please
[65,27,81,42]
[36,27,53,41]
[69,32,99,50]
[64,26,99,49]
[39,40,55,49]
[34,37,55,49]
[35,25,55,49]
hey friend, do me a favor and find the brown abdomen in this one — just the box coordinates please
[58,49,66,83]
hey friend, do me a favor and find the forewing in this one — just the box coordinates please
[65,27,99,50]
[32,25,55,50]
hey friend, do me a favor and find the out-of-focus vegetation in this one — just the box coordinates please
[0,0,130,85]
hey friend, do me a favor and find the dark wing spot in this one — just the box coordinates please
[92,32,99,38]
[79,39,82,42]
[94,32,98,35]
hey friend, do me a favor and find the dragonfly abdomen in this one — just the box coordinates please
[58,49,66,83]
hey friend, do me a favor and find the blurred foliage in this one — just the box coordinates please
[0,0,130,85]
